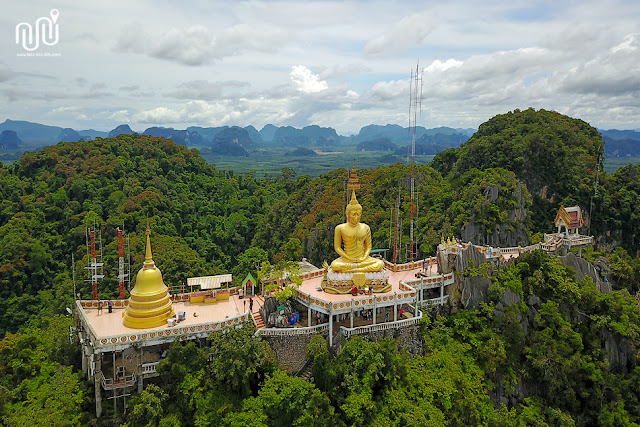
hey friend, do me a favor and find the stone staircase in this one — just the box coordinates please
[252,294,266,329]
[252,309,265,329]
[298,363,313,381]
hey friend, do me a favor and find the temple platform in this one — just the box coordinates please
[293,259,451,319]
[76,294,253,354]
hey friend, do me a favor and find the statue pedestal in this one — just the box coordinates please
[321,269,390,294]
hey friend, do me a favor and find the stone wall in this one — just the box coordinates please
[263,334,316,374]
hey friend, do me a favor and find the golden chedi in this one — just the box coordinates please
[323,189,389,294]
[123,224,174,328]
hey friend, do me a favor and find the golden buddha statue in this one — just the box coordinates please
[322,165,389,294]
[329,190,384,273]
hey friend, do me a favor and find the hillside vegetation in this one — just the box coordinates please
[1,110,640,425]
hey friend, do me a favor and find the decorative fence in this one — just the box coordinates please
[141,361,160,376]
[77,300,252,353]
[255,323,329,337]
[341,312,423,338]
[101,372,136,390]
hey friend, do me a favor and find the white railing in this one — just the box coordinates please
[256,323,329,337]
[384,257,435,272]
[101,372,136,390]
[341,312,423,338]
[401,272,454,290]
[418,295,449,307]
[77,303,253,351]
[141,361,160,375]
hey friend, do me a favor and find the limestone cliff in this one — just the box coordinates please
[460,183,530,248]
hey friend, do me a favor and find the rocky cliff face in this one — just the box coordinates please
[0,130,22,148]
[439,243,504,310]
[557,252,612,293]
[460,184,530,247]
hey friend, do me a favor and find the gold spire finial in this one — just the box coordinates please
[349,189,359,206]
[144,220,154,267]
[347,161,361,192]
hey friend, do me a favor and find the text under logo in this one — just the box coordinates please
[16,9,60,52]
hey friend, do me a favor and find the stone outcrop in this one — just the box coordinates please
[558,252,611,293]
[263,334,314,374]
[444,243,503,310]
[460,184,530,247]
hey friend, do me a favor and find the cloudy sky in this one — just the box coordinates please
[2,0,639,135]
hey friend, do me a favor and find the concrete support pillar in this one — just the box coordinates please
[440,284,444,303]
[95,356,102,418]
[373,303,377,325]
[308,306,312,327]
[81,347,88,376]
[350,309,354,328]
[394,301,398,321]
[329,310,333,347]
[138,346,144,393]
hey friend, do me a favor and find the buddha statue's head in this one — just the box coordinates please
[346,191,362,226]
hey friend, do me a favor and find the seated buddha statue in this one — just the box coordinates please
[329,191,385,273]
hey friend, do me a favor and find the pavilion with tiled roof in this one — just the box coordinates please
[554,205,584,235]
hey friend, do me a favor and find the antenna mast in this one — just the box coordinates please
[85,226,104,300]
[393,186,401,264]
[588,148,603,236]
[408,61,423,262]
[117,226,130,300]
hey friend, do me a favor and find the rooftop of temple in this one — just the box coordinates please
[76,295,249,352]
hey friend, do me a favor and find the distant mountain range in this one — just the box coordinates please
[598,129,640,157]
[1,118,639,158]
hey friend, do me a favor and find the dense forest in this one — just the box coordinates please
[1,108,640,425]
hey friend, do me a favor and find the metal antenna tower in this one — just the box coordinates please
[408,61,423,262]
[393,186,401,264]
[588,149,603,236]
[85,225,104,300]
[116,226,131,300]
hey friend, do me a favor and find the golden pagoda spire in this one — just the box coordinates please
[347,160,361,192]
[123,221,174,329]
[144,219,153,267]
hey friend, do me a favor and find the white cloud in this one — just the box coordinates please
[612,33,638,53]
[424,59,463,73]
[167,80,250,100]
[3,1,640,133]
[364,11,437,57]
[370,80,407,101]
[108,110,130,122]
[115,23,287,66]
[290,65,328,93]
[0,64,15,82]
[49,106,80,114]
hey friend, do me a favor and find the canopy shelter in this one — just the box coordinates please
[187,274,233,290]
[242,273,256,297]
[555,206,584,235]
